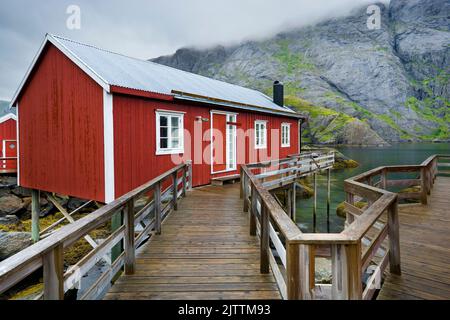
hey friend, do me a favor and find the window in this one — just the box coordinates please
[281,123,291,147]
[156,111,184,155]
[255,120,267,149]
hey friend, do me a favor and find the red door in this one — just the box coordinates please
[2,140,17,170]
[211,113,227,173]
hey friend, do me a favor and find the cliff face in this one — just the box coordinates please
[153,0,449,145]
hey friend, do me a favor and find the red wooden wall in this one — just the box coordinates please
[0,118,17,155]
[113,94,299,198]
[18,44,106,202]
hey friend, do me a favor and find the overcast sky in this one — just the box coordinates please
[0,0,388,100]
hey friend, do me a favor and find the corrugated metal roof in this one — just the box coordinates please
[49,35,296,115]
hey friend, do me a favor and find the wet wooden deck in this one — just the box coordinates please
[377,177,450,300]
[104,184,281,300]
[104,177,450,300]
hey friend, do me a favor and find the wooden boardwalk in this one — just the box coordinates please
[377,177,450,300]
[104,184,281,300]
[104,177,449,300]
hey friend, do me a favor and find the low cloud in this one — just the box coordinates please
[0,0,389,100]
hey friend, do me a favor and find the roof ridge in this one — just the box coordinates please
[49,34,280,103]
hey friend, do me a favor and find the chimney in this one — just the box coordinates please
[273,81,284,107]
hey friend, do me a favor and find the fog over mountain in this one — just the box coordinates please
[153,0,449,145]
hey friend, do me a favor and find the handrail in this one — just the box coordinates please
[241,153,449,300]
[0,161,193,299]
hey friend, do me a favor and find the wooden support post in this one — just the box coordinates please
[260,204,270,274]
[124,199,135,275]
[250,185,257,236]
[286,242,300,300]
[420,167,428,205]
[331,243,362,300]
[299,244,315,300]
[187,160,193,191]
[31,189,40,243]
[286,188,292,218]
[243,174,249,213]
[426,165,432,195]
[313,173,317,232]
[172,171,178,211]
[381,168,387,189]
[154,181,162,235]
[292,182,296,223]
[345,192,355,226]
[43,244,64,300]
[327,168,331,223]
[240,167,244,199]
[388,199,401,275]
[182,165,187,197]
[111,209,123,263]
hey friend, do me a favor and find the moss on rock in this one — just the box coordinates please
[336,201,367,218]
[333,159,359,169]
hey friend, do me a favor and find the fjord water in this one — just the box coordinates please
[296,143,450,233]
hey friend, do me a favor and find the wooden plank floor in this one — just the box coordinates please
[104,184,281,300]
[377,176,450,300]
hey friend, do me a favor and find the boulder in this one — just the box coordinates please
[0,232,32,261]
[25,197,55,217]
[0,176,17,187]
[0,194,25,217]
[0,215,20,225]
[11,187,32,198]
[67,198,89,212]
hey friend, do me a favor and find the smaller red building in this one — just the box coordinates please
[11,34,305,203]
[0,113,17,172]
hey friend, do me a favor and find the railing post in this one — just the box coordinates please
[420,167,428,205]
[345,192,355,226]
[43,244,64,300]
[240,167,244,199]
[427,163,432,195]
[381,168,387,190]
[124,199,136,275]
[31,189,40,243]
[187,160,193,191]
[250,185,257,236]
[260,204,270,274]
[388,198,401,275]
[243,173,249,213]
[331,243,362,300]
[172,171,178,211]
[182,165,187,197]
[286,242,300,299]
[292,182,297,223]
[155,181,162,235]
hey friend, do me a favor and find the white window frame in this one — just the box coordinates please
[156,110,184,155]
[255,120,267,150]
[281,123,291,148]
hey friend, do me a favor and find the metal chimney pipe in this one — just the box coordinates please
[273,81,284,107]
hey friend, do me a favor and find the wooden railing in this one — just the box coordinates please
[241,154,449,300]
[0,157,17,173]
[0,161,192,300]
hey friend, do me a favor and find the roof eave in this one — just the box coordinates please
[10,34,111,108]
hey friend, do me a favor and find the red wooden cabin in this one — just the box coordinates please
[11,34,305,203]
[0,113,17,172]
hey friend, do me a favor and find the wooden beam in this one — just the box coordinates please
[172,171,178,211]
[43,243,64,300]
[154,182,162,235]
[124,199,135,275]
[388,199,401,275]
[31,190,40,243]
[260,205,270,274]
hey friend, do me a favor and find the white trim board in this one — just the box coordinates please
[0,113,17,124]
[103,90,115,203]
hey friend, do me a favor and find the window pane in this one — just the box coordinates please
[171,128,179,138]
[160,116,168,127]
[172,138,180,148]
[171,116,179,128]
[160,138,168,149]
[160,127,168,138]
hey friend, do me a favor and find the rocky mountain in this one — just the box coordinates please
[153,0,449,145]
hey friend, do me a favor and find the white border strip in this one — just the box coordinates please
[103,90,115,203]
[16,103,20,185]
[0,113,17,124]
